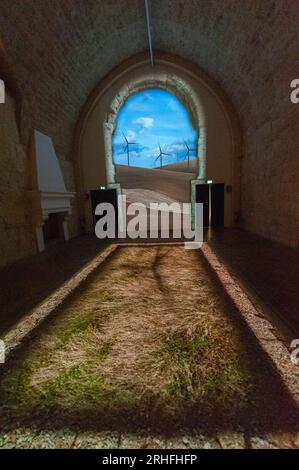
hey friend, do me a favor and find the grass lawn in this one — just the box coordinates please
[0,246,296,435]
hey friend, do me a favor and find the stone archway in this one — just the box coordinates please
[74,52,242,232]
[103,73,206,187]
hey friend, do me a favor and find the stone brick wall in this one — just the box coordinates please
[0,94,36,267]
[0,92,79,268]
[242,113,299,248]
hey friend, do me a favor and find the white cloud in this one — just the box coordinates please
[135,117,154,130]
[125,130,137,141]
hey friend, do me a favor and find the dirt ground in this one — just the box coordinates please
[115,165,196,202]
[0,246,298,447]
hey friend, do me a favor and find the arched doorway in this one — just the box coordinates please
[113,87,198,201]
[74,52,242,234]
[111,87,199,237]
[103,73,206,188]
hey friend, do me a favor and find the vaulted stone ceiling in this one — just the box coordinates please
[1,0,298,159]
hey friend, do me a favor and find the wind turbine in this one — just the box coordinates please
[155,143,170,169]
[123,132,137,166]
[184,141,196,168]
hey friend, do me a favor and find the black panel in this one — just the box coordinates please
[211,183,224,227]
[195,184,210,227]
[90,189,118,235]
[43,213,63,243]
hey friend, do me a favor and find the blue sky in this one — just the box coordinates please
[113,88,197,168]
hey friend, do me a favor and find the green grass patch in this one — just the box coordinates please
[0,246,280,434]
[0,365,33,406]
[60,318,95,343]
[164,327,210,365]
[97,334,118,361]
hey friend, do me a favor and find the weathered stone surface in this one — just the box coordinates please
[29,430,76,449]
[73,432,119,449]
[250,437,278,449]
[0,95,36,267]
[119,434,144,449]
[266,432,299,449]
[218,432,246,449]
[202,439,222,449]
[294,433,299,448]
[142,437,168,449]
[166,436,201,449]
[1,429,299,449]
[0,428,38,449]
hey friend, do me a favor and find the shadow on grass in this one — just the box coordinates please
[0,245,298,438]
[1,368,298,437]
[0,236,109,335]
